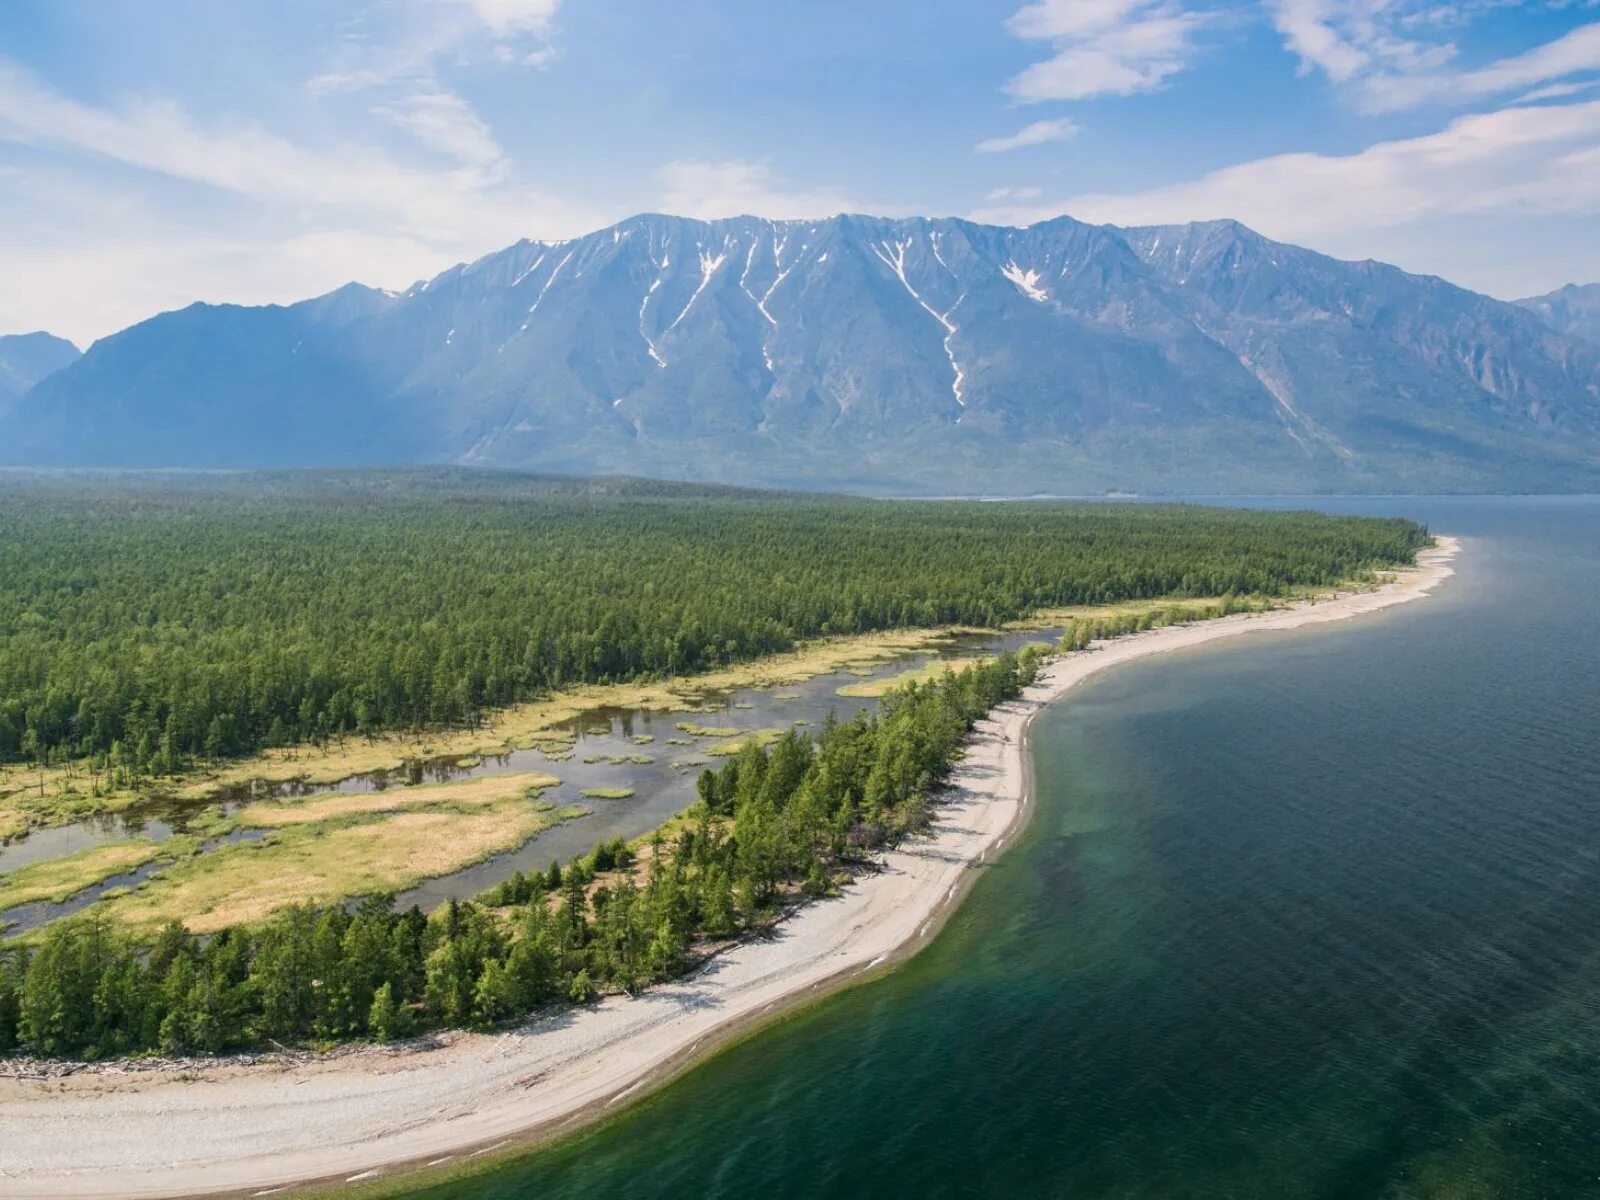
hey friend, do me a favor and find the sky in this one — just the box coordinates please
[3,0,1600,345]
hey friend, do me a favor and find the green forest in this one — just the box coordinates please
[1,651,1040,1059]
[0,470,1427,779]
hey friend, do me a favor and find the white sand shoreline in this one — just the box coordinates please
[0,537,1459,1200]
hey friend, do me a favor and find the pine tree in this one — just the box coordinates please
[368,982,401,1042]
[567,969,596,1004]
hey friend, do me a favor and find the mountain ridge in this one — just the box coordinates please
[1517,282,1600,349]
[0,332,80,415]
[9,213,1600,494]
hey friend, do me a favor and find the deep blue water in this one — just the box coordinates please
[406,497,1600,1200]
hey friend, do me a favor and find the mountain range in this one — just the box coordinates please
[5,213,1600,494]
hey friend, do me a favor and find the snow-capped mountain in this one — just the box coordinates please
[9,214,1600,493]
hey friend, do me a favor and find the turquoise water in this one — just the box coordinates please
[404,498,1600,1199]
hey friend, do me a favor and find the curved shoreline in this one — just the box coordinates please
[0,538,1460,1200]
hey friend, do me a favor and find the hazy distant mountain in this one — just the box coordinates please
[0,332,79,415]
[9,214,1600,494]
[1517,283,1600,348]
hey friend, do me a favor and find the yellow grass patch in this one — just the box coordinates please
[98,801,583,934]
[705,728,789,757]
[0,840,165,911]
[1015,596,1258,629]
[232,771,561,828]
[837,659,977,698]
[675,722,742,738]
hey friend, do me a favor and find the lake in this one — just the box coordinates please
[400,497,1600,1199]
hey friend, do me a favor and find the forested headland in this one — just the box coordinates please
[0,470,1428,781]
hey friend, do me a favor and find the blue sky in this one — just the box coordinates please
[3,0,1600,344]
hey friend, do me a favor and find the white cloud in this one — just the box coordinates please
[986,185,1044,202]
[654,159,861,220]
[0,58,612,342]
[308,69,390,95]
[969,99,1600,243]
[373,88,507,176]
[1263,4,1600,114]
[0,222,461,349]
[1361,21,1600,111]
[0,59,564,242]
[1517,78,1600,104]
[452,0,561,36]
[1004,0,1206,102]
[310,0,563,94]
[1266,0,1454,85]
[975,118,1079,153]
[1268,0,1368,81]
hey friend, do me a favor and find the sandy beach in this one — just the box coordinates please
[0,537,1459,1200]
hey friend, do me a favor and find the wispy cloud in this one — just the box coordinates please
[0,54,607,342]
[1517,79,1600,104]
[0,58,538,237]
[975,118,1079,153]
[372,88,508,178]
[1004,0,1207,102]
[1266,0,1453,85]
[970,99,1600,243]
[1360,21,1600,111]
[451,0,562,36]
[1264,3,1600,113]
[309,0,564,93]
[986,185,1044,202]
[654,159,862,220]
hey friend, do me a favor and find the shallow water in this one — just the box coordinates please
[402,497,1600,1200]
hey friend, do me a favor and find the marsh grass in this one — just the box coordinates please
[231,771,561,828]
[837,660,978,698]
[0,840,167,911]
[88,800,584,934]
[706,728,788,757]
[675,722,742,738]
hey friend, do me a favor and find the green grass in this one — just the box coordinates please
[580,787,636,800]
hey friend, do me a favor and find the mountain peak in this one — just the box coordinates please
[1517,281,1600,346]
[0,331,81,409]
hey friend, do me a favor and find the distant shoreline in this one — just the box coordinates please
[0,538,1460,1200]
